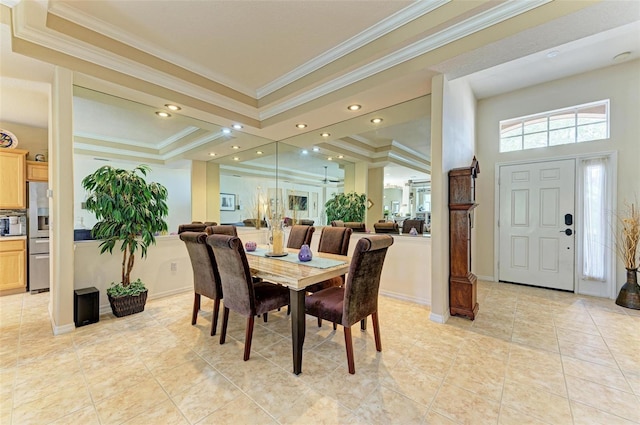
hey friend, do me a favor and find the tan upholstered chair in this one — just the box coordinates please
[207,234,290,361]
[305,235,394,373]
[299,219,315,226]
[179,231,223,336]
[287,225,315,249]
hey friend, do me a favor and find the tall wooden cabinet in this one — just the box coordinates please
[449,157,480,320]
[0,149,28,209]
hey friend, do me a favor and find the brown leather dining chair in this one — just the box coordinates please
[206,234,290,361]
[305,235,394,374]
[205,224,238,236]
[178,223,207,234]
[305,226,352,294]
[179,231,223,336]
[286,225,315,249]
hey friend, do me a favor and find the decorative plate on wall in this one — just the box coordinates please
[0,129,18,149]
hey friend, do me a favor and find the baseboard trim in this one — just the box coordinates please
[476,274,495,282]
[379,289,430,306]
[429,311,449,324]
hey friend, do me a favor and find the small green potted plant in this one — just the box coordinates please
[82,164,168,317]
[324,192,367,224]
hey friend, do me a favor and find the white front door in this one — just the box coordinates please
[499,159,575,291]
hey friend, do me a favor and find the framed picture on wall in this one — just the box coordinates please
[220,193,236,211]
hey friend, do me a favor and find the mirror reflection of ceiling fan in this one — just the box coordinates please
[322,166,340,184]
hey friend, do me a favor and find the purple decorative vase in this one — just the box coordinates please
[298,244,313,262]
[245,241,257,252]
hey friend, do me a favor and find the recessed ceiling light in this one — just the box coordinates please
[232,145,240,149]
[232,124,243,129]
[296,123,307,129]
[613,51,631,62]
[312,147,320,152]
[320,132,330,137]
[165,104,181,111]
[302,150,308,154]
[371,118,383,124]
[222,128,231,134]
[233,157,239,161]
[338,155,344,159]
[209,153,216,156]
[155,111,171,118]
[256,151,263,155]
[546,50,559,58]
[347,104,361,111]
[327,157,333,161]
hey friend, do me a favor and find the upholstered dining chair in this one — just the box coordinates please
[286,225,315,249]
[178,223,207,234]
[305,235,394,374]
[206,234,290,361]
[402,219,424,235]
[179,231,222,336]
[205,224,238,236]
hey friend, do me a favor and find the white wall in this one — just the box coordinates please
[430,75,477,322]
[475,59,640,293]
[74,155,191,234]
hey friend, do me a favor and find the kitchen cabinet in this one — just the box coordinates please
[0,238,26,294]
[26,161,48,182]
[0,149,28,209]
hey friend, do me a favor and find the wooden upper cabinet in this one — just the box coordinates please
[26,161,48,182]
[0,149,28,209]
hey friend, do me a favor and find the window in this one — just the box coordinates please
[499,100,609,152]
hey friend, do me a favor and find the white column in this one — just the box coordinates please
[206,162,221,224]
[49,67,75,334]
[190,160,207,221]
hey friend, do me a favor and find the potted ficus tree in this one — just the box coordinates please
[82,164,168,317]
[324,191,367,224]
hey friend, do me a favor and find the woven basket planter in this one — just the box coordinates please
[107,290,148,317]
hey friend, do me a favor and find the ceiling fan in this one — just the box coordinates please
[321,166,340,184]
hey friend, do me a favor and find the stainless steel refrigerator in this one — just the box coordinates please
[28,182,50,293]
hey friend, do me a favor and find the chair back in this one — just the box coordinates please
[342,235,394,327]
[178,223,207,234]
[206,234,255,316]
[318,226,352,255]
[287,225,315,249]
[402,219,424,234]
[206,224,238,236]
[330,220,345,227]
[179,231,221,299]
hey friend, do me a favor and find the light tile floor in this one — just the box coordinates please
[1,280,639,424]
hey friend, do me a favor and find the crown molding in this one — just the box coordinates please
[259,0,551,120]
[47,1,257,97]
[256,0,450,98]
[73,131,159,150]
[12,4,259,120]
[157,126,201,150]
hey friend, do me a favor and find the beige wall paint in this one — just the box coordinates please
[366,167,384,230]
[475,59,640,291]
[0,121,47,161]
[191,161,207,222]
[206,162,221,224]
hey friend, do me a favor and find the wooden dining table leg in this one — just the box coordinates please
[290,288,306,375]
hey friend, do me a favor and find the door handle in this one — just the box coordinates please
[560,229,573,236]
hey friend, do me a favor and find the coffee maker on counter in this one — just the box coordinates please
[0,215,26,236]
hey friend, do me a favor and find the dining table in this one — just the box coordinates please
[245,246,350,375]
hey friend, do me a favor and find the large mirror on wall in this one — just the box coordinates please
[71,86,430,233]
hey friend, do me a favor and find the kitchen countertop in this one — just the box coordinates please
[0,235,27,241]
